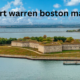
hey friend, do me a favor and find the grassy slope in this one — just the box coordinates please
[0,46,40,56]
[47,50,80,54]
[0,46,80,58]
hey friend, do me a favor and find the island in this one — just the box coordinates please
[0,35,80,60]
[66,29,80,32]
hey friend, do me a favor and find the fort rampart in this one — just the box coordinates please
[11,41,80,53]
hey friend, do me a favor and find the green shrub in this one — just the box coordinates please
[54,36,66,42]
[43,35,47,39]
[46,37,52,42]
[0,38,17,44]
[66,37,74,42]
[23,37,30,40]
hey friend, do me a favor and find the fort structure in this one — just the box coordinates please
[11,41,80,53]
[29,41,39,48]
[11,41,29,47]
[38,45,62,53]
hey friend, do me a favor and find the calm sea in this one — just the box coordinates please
[0,28,79,39]
[0,28,80,80]
[0,58,80,80]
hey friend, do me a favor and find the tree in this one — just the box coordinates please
[54,36,58,41]
[66,37,74,42]
[31,37,36,40]
[7,38,17,44]
[38,37,43,42]
[17,38,23,41]
[76,39,79,43]
[61,37,66,42]
[0,38,7,44]
[58,40,63,44]
[43,39,47,41]
[23,37,30,40]
[47,37,52,42]
[43,35,47,39]
[77,29,80,31]
[54,36,66,42]
[0,38,17,44]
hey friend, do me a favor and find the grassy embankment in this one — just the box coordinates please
[0,46,80,58]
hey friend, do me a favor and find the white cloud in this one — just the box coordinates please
[60,8,68,12]
[53,4,61,8]
[52,18,57,20]
[36,9,40,13]
[28,7,31,9]
[64,8,68,11]
[53,8,68,12]
[0,0,32,25]
[53,9,55,11]
[12,0,23,6]
[36,16,42,19]
[28,19,32,24]
[1,0,23,11]
[1,2,11,11]
[72,9,78,11]
[64,0,66,3]
[66,0,80,6]
[68,15,74,20]
[11,6,25,11]
[17,17,23,21]
[48,17,50,19]
[60,20,62,24]
[2,18,7,21]
[28,19,30,21]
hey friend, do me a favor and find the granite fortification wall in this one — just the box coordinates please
[44,45,62,53]
[38,45,45,53]
[29,42,39,48]
[62,44,80,50]
[11,41,39,48]
[11,41,80,53]
[11,41,29,47]
[38,45,62,53]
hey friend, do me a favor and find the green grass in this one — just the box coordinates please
[23,47,42,53]
[23,47,38,51]
[46,50,80,54]
[0,46,40,56]
[1,46,80,58]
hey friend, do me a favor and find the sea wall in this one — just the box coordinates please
[62,44,80,50]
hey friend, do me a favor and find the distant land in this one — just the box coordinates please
[67,29,80,32]
[0,24,80,28]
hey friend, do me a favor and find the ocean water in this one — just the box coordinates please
[0,28,80,80]
[0,58,80,80]
[0,28,80,39]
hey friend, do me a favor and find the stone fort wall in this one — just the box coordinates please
[11,41,80,53]
[38,45,45,53]
[43,45,62,53]
[62,44,80,50]
[11,41,39,48]
[11,41,29,47]
[29,42,39,48]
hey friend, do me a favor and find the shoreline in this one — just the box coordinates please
[0,54,80,61]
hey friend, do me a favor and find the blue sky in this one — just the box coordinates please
[0,0,80,25]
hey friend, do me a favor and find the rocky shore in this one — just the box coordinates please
[0,54,80,61]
